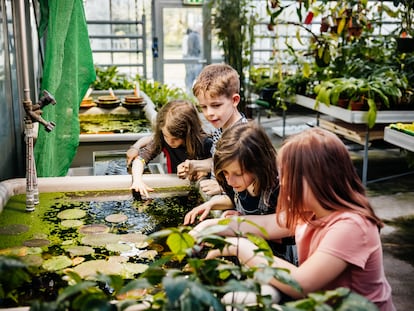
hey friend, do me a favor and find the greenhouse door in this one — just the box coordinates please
[152,0,209,94]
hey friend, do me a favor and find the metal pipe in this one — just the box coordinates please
[17,0,37,211]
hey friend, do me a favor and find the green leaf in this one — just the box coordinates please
[118,278,152,295]
[55,280,97,304]
[366,98,377,128]
[166,232,195,261]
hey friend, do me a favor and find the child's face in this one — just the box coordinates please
[197,94,240,129]
[222,160,255,193]
[162,127,184,149]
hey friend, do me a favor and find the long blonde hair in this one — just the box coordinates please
[276,127,383,230]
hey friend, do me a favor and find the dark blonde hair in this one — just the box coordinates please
[153,100,209,159]
[214,121,279,207]
[193,63,240,99]
[276,127,383,230]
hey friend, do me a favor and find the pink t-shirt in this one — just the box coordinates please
[295,211,395,311]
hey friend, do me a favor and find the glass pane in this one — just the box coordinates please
[162,7,202,93]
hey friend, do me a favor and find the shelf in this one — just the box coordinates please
[295,95,414,124]
[384,127,414,152]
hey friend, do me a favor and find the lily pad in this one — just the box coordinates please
[42,255,73,271]
[122,262,149,278]
[81,232,121,246]
[64,245,95,257]
[0,246,28,257]
[0,223,29,235]
[105,213,128,223]
[61,219,84,228]
[72,258,149,279]
[79,224,110,234]
[72,257,86,266]
[57,208,86,220]
[22,254,44,267]
[119,232,148,244]
[138,249,158,260]
[105,243,132,253]
[23,238,51,247]
[73,259,123,278]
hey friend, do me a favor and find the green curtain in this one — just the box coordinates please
[34,0,96,176]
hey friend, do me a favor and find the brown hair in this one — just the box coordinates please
[193,63,240,99]
[214,121,279,207]
[276,127,383,230]
[153,100,209,159]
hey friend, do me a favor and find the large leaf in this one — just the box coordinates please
[166,232,195,261]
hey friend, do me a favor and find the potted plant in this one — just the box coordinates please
[385,0,414,52]
[314,75,402,128]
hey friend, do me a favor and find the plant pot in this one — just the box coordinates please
[259,87,278,107]
[396,37,414,53]
[336,98,349,109]
[348,26,363,38]
[349,99,366,111]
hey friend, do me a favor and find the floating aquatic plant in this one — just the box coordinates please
[42,255,73,272]
[105,213,128,223]
[0,224,29,235]
[79,223,110,234]
[57,208,87,220]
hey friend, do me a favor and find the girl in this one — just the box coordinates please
[183,122,279,224]
[184,122,296,264]
[127,100,212,198]
[190,128,395,310]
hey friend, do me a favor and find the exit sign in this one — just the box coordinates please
[183,0,203,5]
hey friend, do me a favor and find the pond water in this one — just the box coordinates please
[79,111,151,134]
[0,187,202,308]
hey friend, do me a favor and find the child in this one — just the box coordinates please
[190,128,395,311]
[127,100,212,198]
[184,122,297,264]
[177,63,247,196]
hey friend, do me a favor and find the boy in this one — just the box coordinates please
[177,63,247,196]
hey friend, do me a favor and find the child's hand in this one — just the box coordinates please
[183,202,212,225]
[199,179,222,196]
[177,159,191,179]
[130,180,154,198]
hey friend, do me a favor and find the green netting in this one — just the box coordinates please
[34,0,96,177]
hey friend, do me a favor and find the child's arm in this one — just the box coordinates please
[126,135,153,166]
[130,157,154,198]
[183,194,233,225]
[177,158,213,180]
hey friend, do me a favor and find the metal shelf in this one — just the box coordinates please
[294,95,414,185]
[295,95,414,124]
[384,127,414,152]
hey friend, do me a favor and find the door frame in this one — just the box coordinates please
[151,0,211,84]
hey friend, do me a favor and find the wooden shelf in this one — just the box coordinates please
[319,118,384,145]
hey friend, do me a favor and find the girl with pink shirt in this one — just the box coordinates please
[190,127,395,310]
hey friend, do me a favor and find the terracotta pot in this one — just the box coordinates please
[348,26,363,38]
[336,98,349,108]
[349,99,366,111]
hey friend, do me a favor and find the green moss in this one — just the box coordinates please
[0,187,201,255]
[0,192,66,249]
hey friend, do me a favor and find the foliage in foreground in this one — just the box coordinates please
[1,217,379,311]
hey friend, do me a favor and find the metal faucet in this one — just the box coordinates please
[23,90,56,212]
